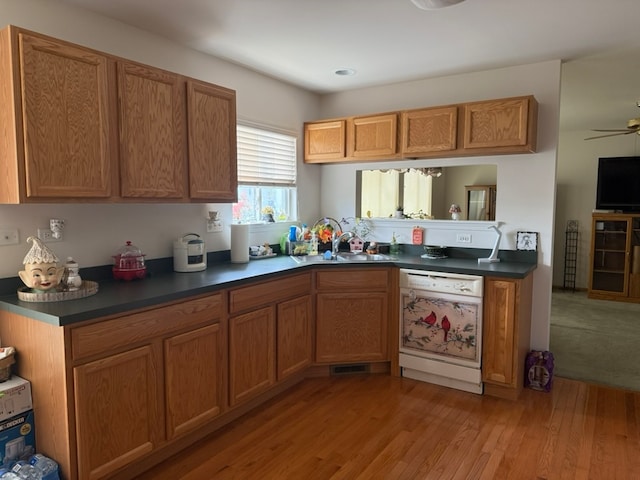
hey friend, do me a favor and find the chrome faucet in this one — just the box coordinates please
[332,231,355,257]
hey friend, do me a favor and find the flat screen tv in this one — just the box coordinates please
[596,156,640,212]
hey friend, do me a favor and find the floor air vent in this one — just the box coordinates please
[330,364,369,376]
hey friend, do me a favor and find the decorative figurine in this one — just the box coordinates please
[64,257,82,291]
[449,203,461,220]
[18,236,65,292]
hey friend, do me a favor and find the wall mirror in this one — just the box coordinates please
[356,165,497,220]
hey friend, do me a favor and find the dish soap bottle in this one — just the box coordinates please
[390,232,400,256]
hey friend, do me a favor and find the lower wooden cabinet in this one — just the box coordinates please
[228,273,313,406]
[277,295,313,380]
[229,306,276,406]
[74,346,162,480]
[482,274,533,400]
[315,268,390,364]
[164,323,227,439]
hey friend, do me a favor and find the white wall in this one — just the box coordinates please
[0,0,321,277]
[316,61,562,349]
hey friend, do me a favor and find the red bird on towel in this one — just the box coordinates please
[422,311,437,326]
[441,315,451,341]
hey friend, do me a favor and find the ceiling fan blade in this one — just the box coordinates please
[591,128,634,132]
[584,130,637,140]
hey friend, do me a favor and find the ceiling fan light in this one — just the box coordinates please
[410,0,465,10]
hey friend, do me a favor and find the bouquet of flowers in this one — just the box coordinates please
[311,217,342,246]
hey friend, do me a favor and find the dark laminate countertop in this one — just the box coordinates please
[0,250,537,327]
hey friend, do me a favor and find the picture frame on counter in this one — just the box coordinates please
[516,231,538,251]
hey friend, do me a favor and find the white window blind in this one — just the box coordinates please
[237,124,296,186]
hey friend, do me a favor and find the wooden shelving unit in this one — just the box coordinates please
[588,213,640,302]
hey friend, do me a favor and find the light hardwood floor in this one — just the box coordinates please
[137,374,640,479]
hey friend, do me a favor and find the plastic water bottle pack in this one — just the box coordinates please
[0,454,59,480]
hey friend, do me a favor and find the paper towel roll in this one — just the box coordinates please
[230,224,249,263]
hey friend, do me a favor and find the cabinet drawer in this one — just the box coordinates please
[229,273,311,314]
[315,268,389,291]
[71,294,223,361]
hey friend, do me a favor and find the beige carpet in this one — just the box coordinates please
[550,289,640,391]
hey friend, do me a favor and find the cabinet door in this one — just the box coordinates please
[347,113,399,159]
[482,279,517,387]
[462,96,536,152]
[589,217,631,297]
[316,292,388,363]
[277,295,313,380]
[74,345,162,480]
[164,323,227,440]
[186,80,237,201]
[229,307,275,406]
[19,32,113,199]
[304,120,346,162]
[401,106,457,156]
[117,61,185,198]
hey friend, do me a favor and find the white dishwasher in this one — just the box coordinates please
[399,268,484,394]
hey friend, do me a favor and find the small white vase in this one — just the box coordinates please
[451,212,460,220]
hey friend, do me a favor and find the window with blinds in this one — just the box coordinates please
[233,124,298,223]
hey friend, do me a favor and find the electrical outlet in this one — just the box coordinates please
[206,219,223,233]
[0,229,19,246]
[456,233,472,243]
[37,228,62,242]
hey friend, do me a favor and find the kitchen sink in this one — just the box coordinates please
[289,252,393,264]
[289,254,329,264]
[336,252,392,262]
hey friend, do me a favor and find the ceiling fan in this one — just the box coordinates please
[585,116,640,140]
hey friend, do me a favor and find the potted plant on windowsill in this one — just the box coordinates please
[261,206,275,222]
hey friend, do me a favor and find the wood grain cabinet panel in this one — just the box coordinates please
[0,27,115,202]
[304,120,346,163]
[74,345,162,480]
[229,306,276,406]
[482,274,533,400]
[302,95,537,164]
[277,295,313,380]
[0,25,237,204]
[316,292,388,363]
[462,96,537,153]
[347,113,399,159]
[165,323,227,440]
[315,268,391,364]
[186,80,237,201]
[401,106,458,157]
[117,61,186,199]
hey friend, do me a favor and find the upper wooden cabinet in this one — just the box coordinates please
[186,80,237,202]
[401,106,457,157]
[304,120,346,163]
[0,27,116,202]
[118,61,186,199]
[304,114,400,164]
[462,96,537,154]
[303,95,538,163]
[347,113,400,160]
[0,25,237,203]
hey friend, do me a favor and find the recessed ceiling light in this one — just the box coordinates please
[335,68,356,77]
[410,0,465,10]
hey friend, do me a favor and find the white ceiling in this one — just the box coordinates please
[51,0,640,133]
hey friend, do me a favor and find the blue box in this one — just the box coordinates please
[0,410,36,465]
